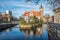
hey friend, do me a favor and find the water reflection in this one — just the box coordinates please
[24,27,43,37]
[0,24,48,40]
[6,28,12,32]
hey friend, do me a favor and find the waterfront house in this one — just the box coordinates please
[24,4,46,23]
[54,7,60,24]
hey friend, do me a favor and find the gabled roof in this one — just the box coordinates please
[24,11,30,16]
[34,11,41,16]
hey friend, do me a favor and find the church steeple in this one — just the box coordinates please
[39,3,44,12]
[40,3,43,9]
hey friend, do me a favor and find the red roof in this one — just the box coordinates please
[33,11,41,16]
[24,11,41,16]
[24,11,30,16]
[36,11,41,16]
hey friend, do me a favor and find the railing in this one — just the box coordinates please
[0,21,19,25]
[48,22,60,40]
[10,21,18,24]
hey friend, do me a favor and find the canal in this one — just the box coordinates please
[0,24,48,40]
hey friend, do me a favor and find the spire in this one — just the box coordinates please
[39,3,43,9]
[39,3,44,12]
[41,4,43,8]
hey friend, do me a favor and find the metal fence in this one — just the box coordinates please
[48,22,60,40]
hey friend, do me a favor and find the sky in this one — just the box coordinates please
[0,0,54,18]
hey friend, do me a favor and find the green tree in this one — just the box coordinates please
[39,18,43,24]
[19,17,24,21]
[32,16,39,24]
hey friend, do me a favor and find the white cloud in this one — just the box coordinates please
[0,0,54,18]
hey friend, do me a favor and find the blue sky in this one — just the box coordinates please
[0,0,54,18]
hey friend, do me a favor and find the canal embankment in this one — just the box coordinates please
[48,22,60,40]
[0,23,18,31]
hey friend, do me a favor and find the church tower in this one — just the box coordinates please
[39,4,44,13]
[39,4,46,22]
[39,4,44,17]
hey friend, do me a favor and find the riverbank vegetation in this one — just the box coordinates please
[19,16,43,30]
[19,16,43,27]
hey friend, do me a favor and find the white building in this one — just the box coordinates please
[54,7,60,24]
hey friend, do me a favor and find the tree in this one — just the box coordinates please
[19,17,24,22]
[32,16,43,27]
[38,18,43,26]
[32,16,39,24]
[47,0,60,8]
[26,0,40,5]
[26,0,60,8]
[26,0,31,2]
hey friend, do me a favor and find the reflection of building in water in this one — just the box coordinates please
[30,30,34,36]
[24,31,29,37]
[6,29,10,32]
[24,27,43,36]
[36,27,43,36]
[6,28,12,32]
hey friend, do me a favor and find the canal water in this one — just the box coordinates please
[0,24,48,40]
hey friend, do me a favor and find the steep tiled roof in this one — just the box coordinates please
[24,11,30,16]
[33,11,41,16]
[24,11,42,16]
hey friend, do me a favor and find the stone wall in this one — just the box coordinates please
[54,7,60,24]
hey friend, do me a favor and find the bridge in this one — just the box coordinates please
[48,22,60,40]
[0,21,19,31]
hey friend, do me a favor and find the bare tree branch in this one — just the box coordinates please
[26,0,31,2]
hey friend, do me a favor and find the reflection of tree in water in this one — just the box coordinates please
[20,25,43,37]
[31,25,37,35]
[6,28,12,32]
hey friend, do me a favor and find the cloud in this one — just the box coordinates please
[0,0,54,18]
